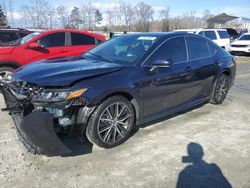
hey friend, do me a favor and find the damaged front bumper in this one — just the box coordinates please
[0,81,96,156]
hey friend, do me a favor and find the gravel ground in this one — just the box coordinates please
[0,56,250,188]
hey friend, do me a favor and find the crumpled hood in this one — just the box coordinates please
[0,46,15,54]
[14,56,124,87]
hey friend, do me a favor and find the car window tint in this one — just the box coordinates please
[19,33,28,38]
[71,32,95,45]
[198,31,204,36]
[147,36,187,64]
[38,32,65,47]
[187,36,210,60]
[204,31,217,40]
[208,42,217,56]
[218,31,229,39]
[0,32,18,42]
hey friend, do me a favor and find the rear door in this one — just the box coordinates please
[63,32,98,57]
[186,36,217,98]
[24,32,66,64]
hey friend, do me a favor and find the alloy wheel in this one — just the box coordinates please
[97,102,133,144]
[215,76,230,103]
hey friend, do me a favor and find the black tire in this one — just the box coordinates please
[86,96,135,148]
[210,74,231,104]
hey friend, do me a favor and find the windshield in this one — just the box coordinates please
[239,34,250,40]
[20,32,42,44]
[83,34,159,64]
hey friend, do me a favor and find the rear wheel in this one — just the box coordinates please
[210,74,231,104]
[86,96,135,148]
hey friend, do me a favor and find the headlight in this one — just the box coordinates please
[32,88,88,102]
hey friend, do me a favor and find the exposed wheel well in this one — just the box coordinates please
[103,92,139,121]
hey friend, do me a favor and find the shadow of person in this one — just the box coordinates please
[176,142,232,188]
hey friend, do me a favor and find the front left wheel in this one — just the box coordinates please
[86,96,135,148]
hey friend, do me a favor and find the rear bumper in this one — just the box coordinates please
[0,86,72,156]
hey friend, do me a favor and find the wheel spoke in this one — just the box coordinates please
[99,125,112,134]
[116,126,124,138]
[106,108,113,119]
[118,105,126,118]
[112,127,117,143]
[116,124,127,133]
[103,127,112,141]
[115,103,119,119]
[119,114,131,122]
[100,118,112,122]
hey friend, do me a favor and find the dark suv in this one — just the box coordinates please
[0,32,236,156]
[0,28,33,45]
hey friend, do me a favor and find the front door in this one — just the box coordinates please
[24,32,67,64]
[140,36,195,117]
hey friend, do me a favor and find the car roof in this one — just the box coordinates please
[197,28,227,31]
[40,29,105,40]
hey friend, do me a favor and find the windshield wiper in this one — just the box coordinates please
[87,52,116,64]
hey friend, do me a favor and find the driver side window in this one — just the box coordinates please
[37,32,65,48]
[146,36,187,65]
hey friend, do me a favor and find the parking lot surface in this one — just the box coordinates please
[0,56,250,188]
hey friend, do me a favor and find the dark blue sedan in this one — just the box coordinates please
[0,32,236,156]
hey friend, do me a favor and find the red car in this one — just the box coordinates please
[0,29,105,74]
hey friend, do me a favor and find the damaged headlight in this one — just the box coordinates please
[32,88,88,102]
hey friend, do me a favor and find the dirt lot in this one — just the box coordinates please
[0,56,250,188]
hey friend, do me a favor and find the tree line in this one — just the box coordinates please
[1,0,216,31]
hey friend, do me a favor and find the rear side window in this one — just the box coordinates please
[71,33,95,45]
[208,42,217,56]
[218,31,229,39]
[186,36,210,60]
[204,31,217,40]
[198,31,204,36]
[147,36,187,64]
[0,32,18,42]
[38,32,65,48]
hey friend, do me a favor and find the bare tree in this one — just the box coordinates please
[21,0,51,28]
[135,2,154,32]
[119,2,134,31]
[159,7,170,31]
[84,3,96,30]
[57,5,68,28]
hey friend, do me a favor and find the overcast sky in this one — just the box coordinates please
[9,0,250,17]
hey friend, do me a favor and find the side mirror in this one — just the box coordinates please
[27,42,42,49]
[150,58,173,72]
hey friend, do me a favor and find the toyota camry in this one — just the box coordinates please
[0,32,236,156]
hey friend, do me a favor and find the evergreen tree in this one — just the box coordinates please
[0,5,7,27]
[95,9,102,25]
